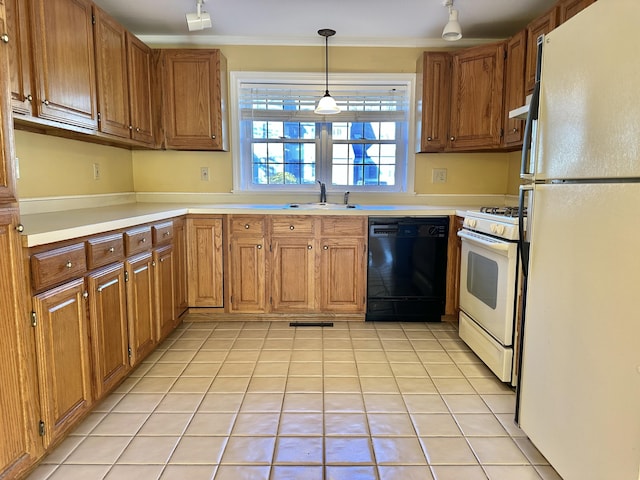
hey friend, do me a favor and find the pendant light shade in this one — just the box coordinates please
[442,0,462,41]
[315,28,340,115]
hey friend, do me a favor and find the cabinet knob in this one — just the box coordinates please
[65,261,73,269]
[26,94,33,102]
[256,244,262,249]
[136,127,140,132]
[244,224,250,229]
[83,291,89,299]
[289,225,295,230]
[163,231,170,237]
[1,34,9,44]
[43,99,50,106]
[129,125,133,130]
[427,136,432,141]
[450,136,455,141]
[512,128,518,133]
[140,237,147,243]
[15,224,24,232]
[323,245,329,250]
[211,135,216,139]
[307,245,312,250]
[108,247,115,253]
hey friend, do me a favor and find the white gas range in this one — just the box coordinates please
[457,206,526,386]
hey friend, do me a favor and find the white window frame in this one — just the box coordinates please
[230,71,416,194]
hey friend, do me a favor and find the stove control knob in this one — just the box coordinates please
[465,218,477,228]
[491,224,505,236]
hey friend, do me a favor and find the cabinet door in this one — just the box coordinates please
[162,49,228,150]
[87,263,129,399]
[173,217,188,318]
[33,277,92,449]
[0,208,39,479]
[93,5,131,139]
[449,42,505,151]
[5,0,33,116]
[0,1,17,204]
[228,236,266,313]
[154,245,175,342]
[558,0,596,23]
[186,217,223,307]
[319,237,366,313]
[525,8,558,93]
[415,52,451,153]
[127,33,154,145]
[30,0,97,129]
[126,252,156,365]
[503,31,527,147]
[445,215,465,316]
[271,237,316,312]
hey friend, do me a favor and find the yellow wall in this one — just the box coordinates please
[14,44,522,199]
[14,130,134,198]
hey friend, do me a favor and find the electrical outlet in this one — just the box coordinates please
[432,168,447,184]
[200,166,210,181]
[93,163,101,180]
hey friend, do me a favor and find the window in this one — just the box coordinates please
[231,72,415,193]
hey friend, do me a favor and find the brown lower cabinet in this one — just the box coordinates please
[154,244,176,341]
[32,278,93,450]
[126,252,156,366]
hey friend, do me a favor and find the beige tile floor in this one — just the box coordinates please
[26,316,563,480]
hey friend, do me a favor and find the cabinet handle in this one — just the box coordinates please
[160,257,165,262]
[15,224,24,232]
[307,245,312,250]
[289,225,295,230]
[108,247,115,253]
[83,291,89,299]
[323,245,329,250]
[26,94,32,102]
[139,237,147,243]
[211,135,216,139]
[427,136,432,141]
[163,231,170,237]
[256,244,262,249]
[129,125,133,130]
[43,99,50,106]
[136,127,140,132]
[1,34,8,44]
[244,224,250,229]
[65,261,73,269]
[450,136,455,141]
[512,128,518,133]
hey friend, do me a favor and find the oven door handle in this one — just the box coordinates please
[457,230,511,252]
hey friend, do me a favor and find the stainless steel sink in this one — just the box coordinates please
[286,202,359,210]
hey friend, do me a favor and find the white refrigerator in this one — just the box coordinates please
[517,1,640,479]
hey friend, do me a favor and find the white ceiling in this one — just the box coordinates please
[92,0,558,48]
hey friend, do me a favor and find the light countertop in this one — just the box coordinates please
[20,202,472,247]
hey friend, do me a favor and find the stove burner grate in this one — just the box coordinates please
[479,206,527,217]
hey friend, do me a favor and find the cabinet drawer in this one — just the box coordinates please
[320,216,366,236]
[152,221,174,245]
[86,234,125,270]
[229,216,266,235]
[271,216,316,236]
[124,226,152,256]
[31,243,87,291]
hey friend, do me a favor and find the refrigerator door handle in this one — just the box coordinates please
[520,35,544,179]
[518,184,532,278]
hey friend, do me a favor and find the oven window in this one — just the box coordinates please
[467,251,498,309]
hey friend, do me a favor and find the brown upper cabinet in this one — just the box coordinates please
[415,52,451,153]
[449,42,505,151]
[525,7,559,94]
[503,30,527,147]
[30,0,98,129]
[93,5,155,146]
[558,0,596,23]
[0,1,17,204]
[160,49,229,151]
[415,42,505,153]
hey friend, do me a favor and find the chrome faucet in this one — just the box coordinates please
[344,191,350,205]
[318,180,327,203]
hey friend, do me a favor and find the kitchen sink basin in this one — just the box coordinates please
[286,202,359,210]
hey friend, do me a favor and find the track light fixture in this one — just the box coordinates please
[442,0,462,42]
[315,28,341,115]
[186,0,212,32]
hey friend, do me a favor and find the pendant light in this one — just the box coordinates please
[315,28,341,115]
[442,0,462,42]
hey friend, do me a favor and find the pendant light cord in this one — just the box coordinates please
[324,34,329,95]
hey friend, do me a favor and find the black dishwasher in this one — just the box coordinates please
[366,217,449,322]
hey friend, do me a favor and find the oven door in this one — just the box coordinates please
[457,229,518,345]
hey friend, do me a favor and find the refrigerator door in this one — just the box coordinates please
[533,0,640,181]
[519,183,640,480]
